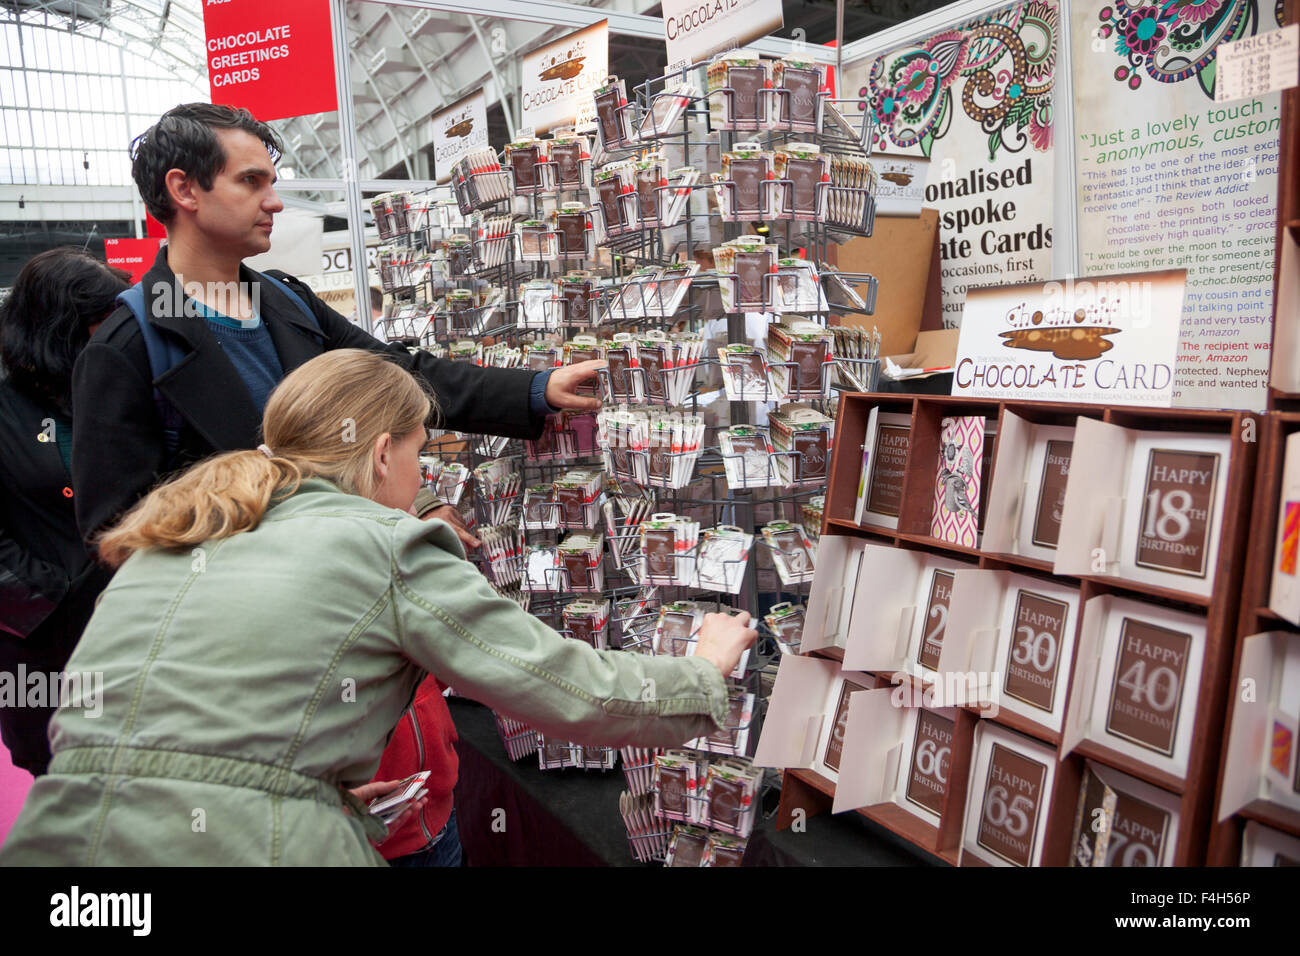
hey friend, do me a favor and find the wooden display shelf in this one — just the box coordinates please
[773,391,1257,866]
[1207,412,1300,864]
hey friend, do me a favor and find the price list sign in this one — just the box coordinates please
[1216,23,1299,102]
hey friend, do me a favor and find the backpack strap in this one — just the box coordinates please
[258,270,325,341]
[117,272,323,462]
[117,283,187,460]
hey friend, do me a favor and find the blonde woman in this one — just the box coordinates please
[0,349,755,866]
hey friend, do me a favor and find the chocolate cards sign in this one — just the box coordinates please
[661,0,784,73]
[521,21,608,135]
[952,269,1186,406]
[432,91,489,183]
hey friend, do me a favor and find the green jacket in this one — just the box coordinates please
[0,479,727,866]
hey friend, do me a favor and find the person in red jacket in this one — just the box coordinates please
[374,675,462,867]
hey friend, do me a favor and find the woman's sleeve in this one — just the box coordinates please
[0,514,68,639]
[389,517,729,748]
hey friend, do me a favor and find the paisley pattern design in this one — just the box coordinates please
[858,1,1058,163]
[1094,0,1282,98]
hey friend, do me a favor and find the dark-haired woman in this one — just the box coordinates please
[0,248,130,775]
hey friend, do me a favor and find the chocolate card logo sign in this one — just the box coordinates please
[1031,439,1072,548]
[1135,449,1219,578]
[918,569,955,671]
[1003,590,1068,713]
[905,710,954,817]
[432,91,489,183]
[977,743,1047,867]
[953,270,1186,407]
[868,424,910,517]
[521,21,609,134]
[661,0,784,73]
[1106,618,1191,757]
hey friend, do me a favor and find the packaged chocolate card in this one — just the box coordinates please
[594,169,626,235]
[772,57,824,132]
[635,84,696,141]
[761,520,816,585]
[549,133,588,188]
[653,752,699,823]
[592,76,632,150]
[696,526,753,594]
[538,734,577,770]
[720,146,773,220]
[718,344,774,402]
[706,54,771,130]
[665,826,708,867]
[764,602,806,654]
[705,761,760,837]
[558,532,603,593]
[704,833,748,867]
[775,145,827,220]
[505,139,541,193]
[687,692,756,756]
[720,424,775,489]
[553,203,588,259]
[770,403,833,486]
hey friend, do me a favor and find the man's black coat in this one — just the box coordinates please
[71,246,541,540]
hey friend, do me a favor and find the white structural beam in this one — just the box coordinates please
[377,0,835,63]
[0,184,138,223]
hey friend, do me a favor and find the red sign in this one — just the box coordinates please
[144,212,166,238]
[105,238,164,284]
[202,0,337,123]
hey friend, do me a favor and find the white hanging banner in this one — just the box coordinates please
[840,1,1060,329]
[661,0,784,72]
[521,20,609,135]
[1069,3,1282,410]
[1216,23,1300,102]
[432,91,490,184]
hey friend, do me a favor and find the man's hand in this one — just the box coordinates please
[349,780,428,847]
[545,360,604,412]
[420,503,481,551]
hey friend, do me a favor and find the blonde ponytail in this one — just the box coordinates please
[96,349,434,568]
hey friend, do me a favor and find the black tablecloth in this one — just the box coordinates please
[448,697,943,867]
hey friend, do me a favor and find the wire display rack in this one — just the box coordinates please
[369,49,881,864]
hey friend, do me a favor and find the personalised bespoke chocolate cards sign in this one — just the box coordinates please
[952,270,1186,407]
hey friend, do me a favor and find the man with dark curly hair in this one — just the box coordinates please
[71,102,601,544]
